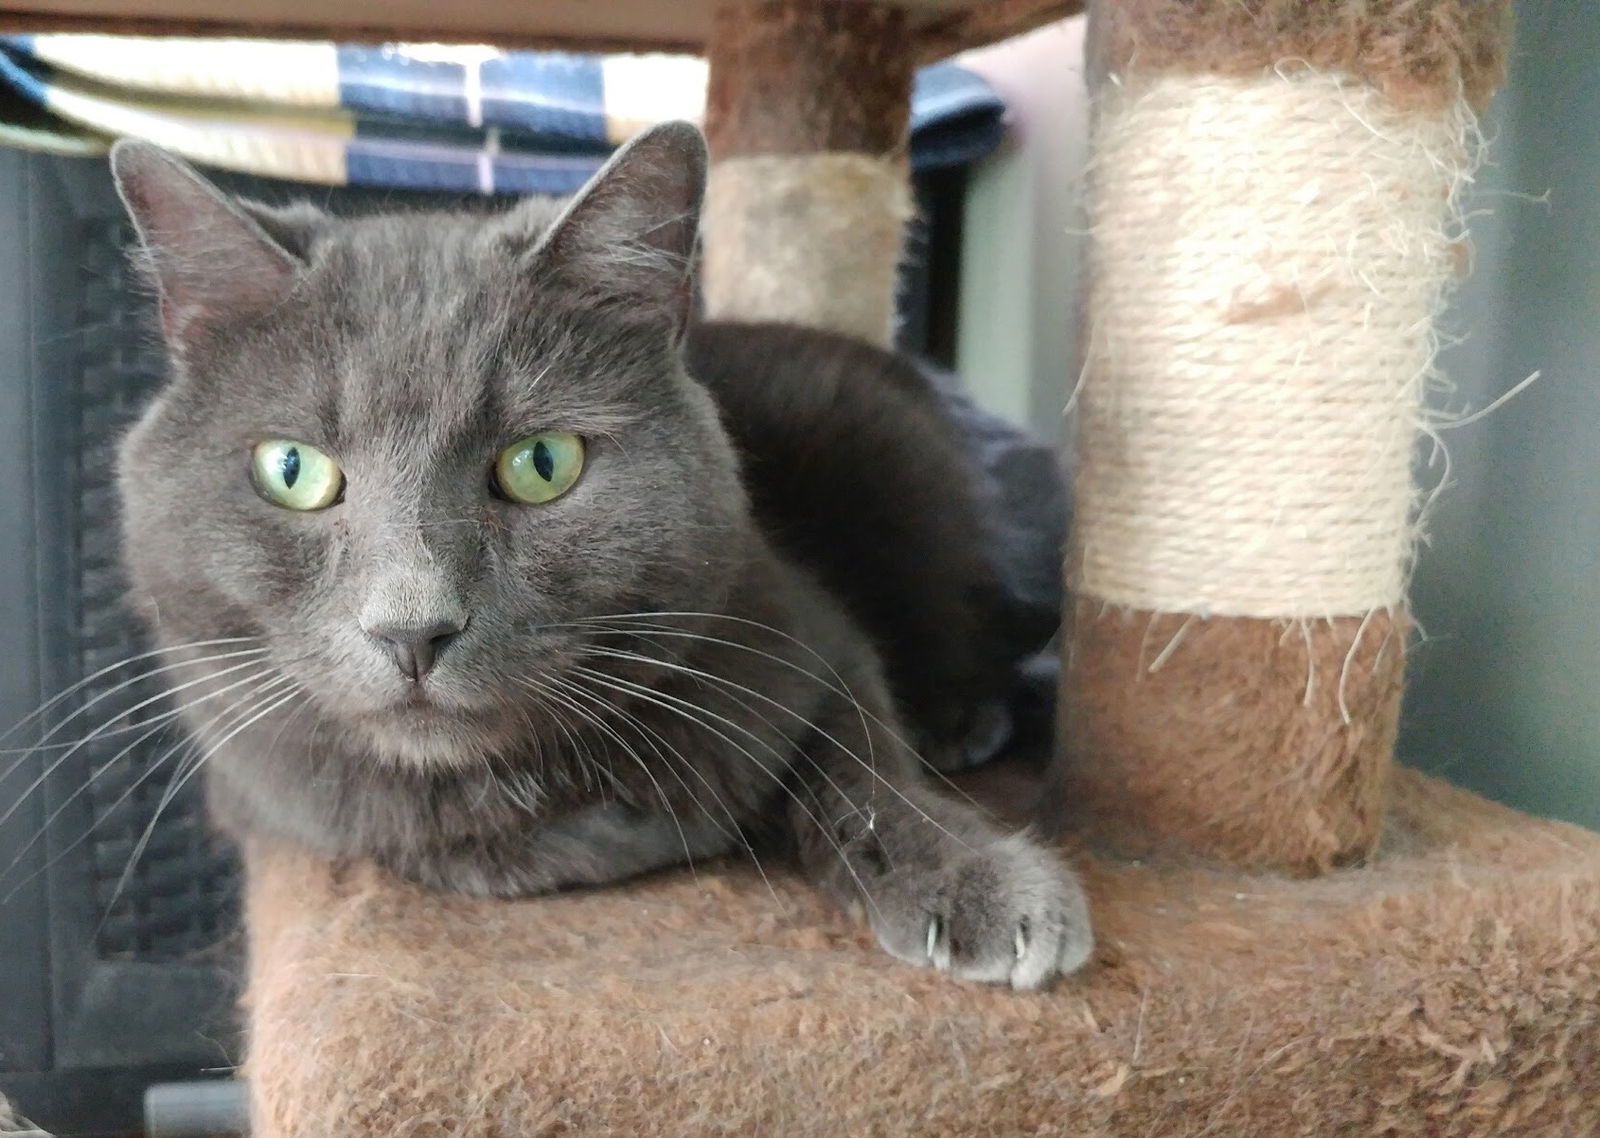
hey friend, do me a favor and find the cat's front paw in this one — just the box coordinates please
[865,833,1092,990]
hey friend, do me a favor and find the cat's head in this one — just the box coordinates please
[111,124,750,767]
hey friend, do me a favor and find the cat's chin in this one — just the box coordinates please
[356,704,509,770]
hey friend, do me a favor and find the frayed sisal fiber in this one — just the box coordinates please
[241,766,1600,1137]
[1071,69,1472,618]
[702,153,911,348]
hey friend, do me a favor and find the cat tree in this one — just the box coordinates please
[5,0,1598,1134]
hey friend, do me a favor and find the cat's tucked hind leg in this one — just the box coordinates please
[787,685,1092,989]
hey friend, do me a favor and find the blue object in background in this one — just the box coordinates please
[0,36,1009,194]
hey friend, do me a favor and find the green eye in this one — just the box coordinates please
[251,440,344,511]
[494,432,585,504]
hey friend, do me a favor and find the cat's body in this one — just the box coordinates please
[688,324,1057,770]
[110,123,1091,988]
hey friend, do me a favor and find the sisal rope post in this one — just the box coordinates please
[702,0,915,347]
[1054,0,1513,874]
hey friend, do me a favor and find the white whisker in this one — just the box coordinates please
[560,664,882,917]
[2,671,291,901]
[521,672,699,873]
[0,645,269,771]
[567,612,984,809]
[0,635,262,749]
[94,679,303,927]
[577,646,969,853]
[0,657,282,834]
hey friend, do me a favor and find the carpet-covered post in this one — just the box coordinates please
[1055,0,1514,873]
[702,0,915,346]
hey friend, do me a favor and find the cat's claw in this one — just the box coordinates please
[874,833,1093,991]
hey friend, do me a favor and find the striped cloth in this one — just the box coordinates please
[0,35,1006,193]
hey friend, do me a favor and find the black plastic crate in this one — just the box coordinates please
[0,150,247,1138]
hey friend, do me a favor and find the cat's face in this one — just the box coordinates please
[112,125,748,767]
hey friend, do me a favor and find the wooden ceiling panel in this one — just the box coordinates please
[0,0,1083,59]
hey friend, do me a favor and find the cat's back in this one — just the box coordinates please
[684,322,1018,759]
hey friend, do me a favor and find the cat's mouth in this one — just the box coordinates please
[400,685,442,710]
[380,682,485,724]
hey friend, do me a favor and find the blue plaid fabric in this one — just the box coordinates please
[0,35,1006,193]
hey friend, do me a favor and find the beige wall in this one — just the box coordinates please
[955,17,1088,443]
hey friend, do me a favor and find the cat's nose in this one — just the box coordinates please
[366,618,464,682]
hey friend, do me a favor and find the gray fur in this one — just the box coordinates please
[109,122,1091,989]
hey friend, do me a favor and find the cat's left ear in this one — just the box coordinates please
[513,121,707,333]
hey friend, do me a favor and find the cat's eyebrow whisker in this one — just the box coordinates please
[0,638,266,751]
[521,362,554,393]
[0,657,285,833]
[577,646,973,855]
[561,664,884,919]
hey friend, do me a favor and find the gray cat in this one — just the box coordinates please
[109,122,1091,988]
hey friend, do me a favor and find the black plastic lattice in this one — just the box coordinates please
[70,222,241,962]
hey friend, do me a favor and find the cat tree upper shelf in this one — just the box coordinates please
[0,0,1082,58]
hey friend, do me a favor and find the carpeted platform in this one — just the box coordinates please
[245,766,1600,1136]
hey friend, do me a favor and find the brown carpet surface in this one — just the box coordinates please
[1060,607,1406,875]
[246,768,1600,1136]
[1089,0,1512,111]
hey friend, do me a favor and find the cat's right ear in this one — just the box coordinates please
[503,121,707,334]
[110,140,300,349]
